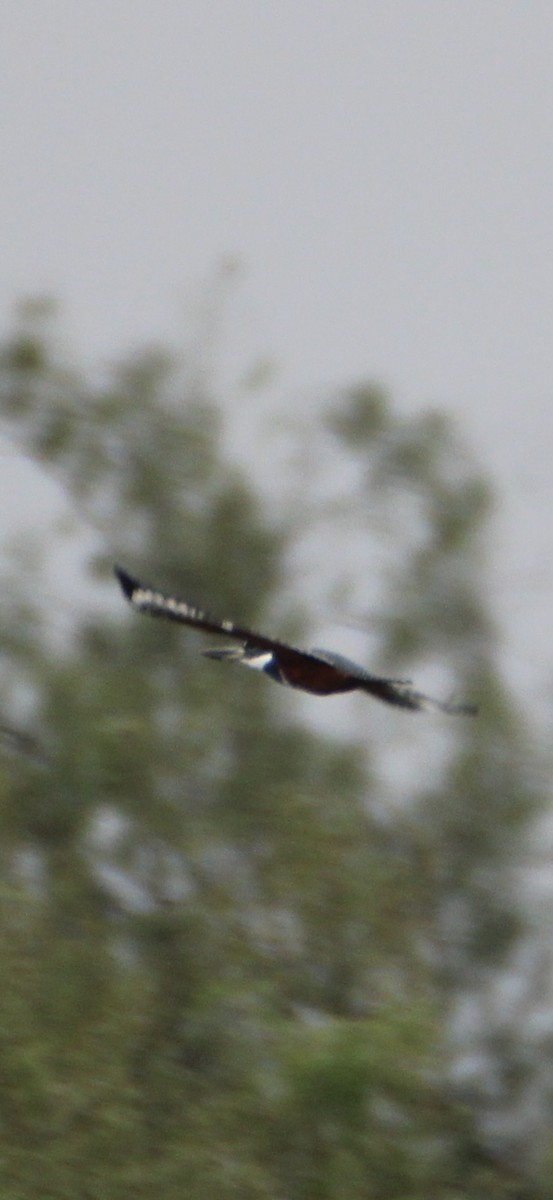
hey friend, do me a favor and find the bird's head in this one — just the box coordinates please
[202,643,276,674]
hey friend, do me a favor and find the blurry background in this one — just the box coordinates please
[1,3,553,1196]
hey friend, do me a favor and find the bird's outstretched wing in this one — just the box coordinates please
[114,567,346,690]
[362,677,476,715]
[114,567,476,714]
[115,566,317,657]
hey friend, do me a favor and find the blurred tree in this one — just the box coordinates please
[320,386,546,1166]
[0,301,547,1197]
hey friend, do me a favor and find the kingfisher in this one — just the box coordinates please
[114,567,476,716]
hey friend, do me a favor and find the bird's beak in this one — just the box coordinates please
[202,646,244,661]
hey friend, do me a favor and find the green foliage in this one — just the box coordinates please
[0,302,547,1196]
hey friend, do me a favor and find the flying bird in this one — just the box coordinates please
[114,567,476,716]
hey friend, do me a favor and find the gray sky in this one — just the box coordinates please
[3,1,553,702]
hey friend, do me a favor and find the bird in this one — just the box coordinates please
[114,566,477,716]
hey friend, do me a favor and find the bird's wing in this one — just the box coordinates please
[114,567,351,685]
[358,676,477,714]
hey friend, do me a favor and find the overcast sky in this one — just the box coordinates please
[3,1,553,703]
